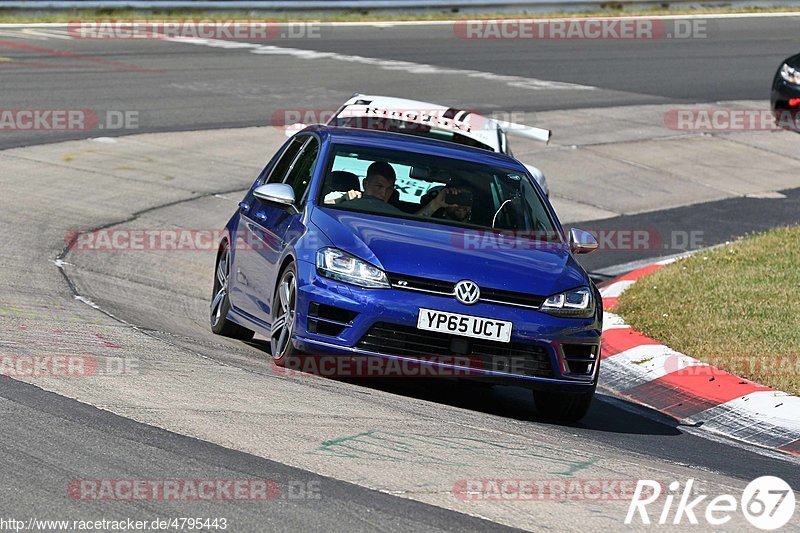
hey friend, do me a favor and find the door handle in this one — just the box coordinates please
[254,211,267,222]
[238,201,249,213]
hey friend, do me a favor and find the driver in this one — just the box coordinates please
[328,161,405,215]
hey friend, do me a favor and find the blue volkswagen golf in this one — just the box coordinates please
[210,125,602,421]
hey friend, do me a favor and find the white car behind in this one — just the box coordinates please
[286,94,552,196]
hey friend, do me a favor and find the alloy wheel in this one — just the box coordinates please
[271,269,296,360]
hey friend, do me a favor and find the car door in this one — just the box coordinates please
[229,136,305,318]
[234,135,318,322]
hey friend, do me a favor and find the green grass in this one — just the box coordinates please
[616,226,800,395]
[1,6,799,23]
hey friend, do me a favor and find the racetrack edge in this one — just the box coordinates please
[598,259,800,458]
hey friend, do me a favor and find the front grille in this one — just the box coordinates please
[561,343,598,375]
[307,303,358,337]
[480,288,546,309]
[356,322,553,378]
[387,273,454,294]
[387,272,546,310]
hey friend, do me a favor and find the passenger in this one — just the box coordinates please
[418,181,474,222]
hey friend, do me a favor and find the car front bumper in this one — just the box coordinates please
[771,75,800,114]
[291,259,601,392]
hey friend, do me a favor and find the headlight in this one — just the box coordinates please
[541,287,593,317]
[316,247,390,288]
[781,63,800,85]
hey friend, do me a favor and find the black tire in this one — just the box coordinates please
[270,262,298,367]
[210,240,254,341]
[533,388,594,422]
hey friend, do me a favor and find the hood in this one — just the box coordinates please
[311,207,588,297]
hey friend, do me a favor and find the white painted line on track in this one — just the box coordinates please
[0,29,48,39]
[167,36,598,91]
[311,11,800,25]
[0,12,799,29]
[0,23,595,90]
[21,28,74,39]
[593,250,694,278]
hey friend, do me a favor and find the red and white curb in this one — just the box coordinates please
[599,258,800,457]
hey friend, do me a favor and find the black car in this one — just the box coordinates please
[771,53,800,125]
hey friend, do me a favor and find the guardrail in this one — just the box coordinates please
[0,0,544,7]
[0,0,752,9]
[0,0,795,10]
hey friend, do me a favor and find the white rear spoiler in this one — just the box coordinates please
[495,121,551,144]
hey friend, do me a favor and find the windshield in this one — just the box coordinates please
[318,144,559,238]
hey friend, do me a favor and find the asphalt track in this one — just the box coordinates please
[0,15,799,532]
[1,15,800,149]
[0,377,514,532]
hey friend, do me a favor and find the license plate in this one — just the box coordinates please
[417,308,512,343]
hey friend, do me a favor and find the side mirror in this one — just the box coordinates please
[253,183,296,209]
[569,228,598,254]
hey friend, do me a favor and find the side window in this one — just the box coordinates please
[283,138,319,202]
[263,137,306,185]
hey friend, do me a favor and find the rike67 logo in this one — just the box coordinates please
[626,476,795,530]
